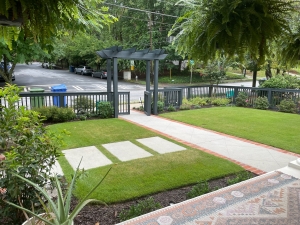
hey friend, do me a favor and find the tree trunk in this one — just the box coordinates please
[252,63,257,87]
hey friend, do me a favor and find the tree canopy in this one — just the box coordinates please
[170,0,296,64]
[0,0,116,48]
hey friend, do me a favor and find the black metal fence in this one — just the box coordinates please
[144,88,183,115]
[0,91,130,115]
[173,85,300,113]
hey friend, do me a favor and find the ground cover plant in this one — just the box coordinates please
[48,119,244,204]
[160,107,300,154]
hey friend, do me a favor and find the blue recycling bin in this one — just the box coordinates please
[51,84,67,106]
[69,65,75,73]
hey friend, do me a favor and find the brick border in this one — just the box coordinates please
[121,110,300,175]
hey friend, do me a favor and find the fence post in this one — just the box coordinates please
[233,87,239,104]
[59,93,65,107]
[187,87,191,100]
[267,89,272,108]
[128,92,130,115]
[178,89,182,107]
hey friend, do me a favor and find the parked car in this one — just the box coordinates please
[92,70,108,79]
[74,65,93,75]
[0,62,15,81]
[42,62,56,69]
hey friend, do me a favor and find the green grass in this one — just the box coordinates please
[160,107,300,154]
[48,119,243,203]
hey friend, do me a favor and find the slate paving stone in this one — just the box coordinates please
[62,146,112,170]
[137,136,186,154]
[103,141,153,161]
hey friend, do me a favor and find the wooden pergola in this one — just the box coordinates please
[96,46,168,118]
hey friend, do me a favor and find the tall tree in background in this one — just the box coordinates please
[104,0,184,72]
[170,0,295,87]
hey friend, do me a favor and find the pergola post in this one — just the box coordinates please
[153,59,159,115]
[113,57,118,118]
[106,58,112,101]
[146,60,151,92]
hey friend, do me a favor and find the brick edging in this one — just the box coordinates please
[131,109,300,158]
[121,112,266,175]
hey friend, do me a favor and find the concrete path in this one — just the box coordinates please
[120,110,299,174]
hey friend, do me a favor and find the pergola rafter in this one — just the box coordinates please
[96,46,168,117]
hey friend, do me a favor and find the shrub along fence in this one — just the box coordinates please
[174,85,300,113]
[0,91,130,116]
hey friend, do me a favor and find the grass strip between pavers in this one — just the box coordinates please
[160,107,300,154]
[48,119,243,204]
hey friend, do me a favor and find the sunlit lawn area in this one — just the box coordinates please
[160,107,300,154]
[48,119,243,203]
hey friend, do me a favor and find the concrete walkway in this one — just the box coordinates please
[120,110,300,175]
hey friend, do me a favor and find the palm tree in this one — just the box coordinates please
[170,0,296,86]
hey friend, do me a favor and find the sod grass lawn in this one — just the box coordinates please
[48,119,243,203]
[160,107,300,154]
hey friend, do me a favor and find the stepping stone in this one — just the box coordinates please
[103,141,152,161]
[62,146,112,170]
[137,137,186,154]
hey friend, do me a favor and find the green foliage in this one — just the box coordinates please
[73,96,94,114]
[152,101,165,113]
[119,197,162,222]
[5,163,111,225]
[226,72,244,80]
[190,97,209,106]
[186,180,210,199]
[171,0,295,65]
[235,92,248,107]
[96,101,114,118]
[278,99,297,113]
[180,104,192,110]
[0,0,116,48]
[260,75,300,89]
[33,106,76,122]
[167,104,176,112]
[227,171,253,186]
[203,59,227,85]
[254,97,269,110]
[211,98,230,106]
[0,84,63,224]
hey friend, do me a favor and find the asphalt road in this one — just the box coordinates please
[8,62,146,102]
[1,62,256,102]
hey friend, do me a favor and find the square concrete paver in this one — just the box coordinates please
[137,137,186,154]
[103,141,152,161]
[62,146,112,170]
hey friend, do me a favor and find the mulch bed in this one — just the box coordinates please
[72,173,257,225]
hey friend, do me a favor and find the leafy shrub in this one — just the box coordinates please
[34,106,76,122]
[254,96,269,110]
[235,92,248,107]
[227,171,253,186]
[182,98,193,106]
[0,84,63,224]
[187,180,210,199]
[167,104,176,111]
[119,197,162,222]
[180,104,191,110]
[157,101,164,112]
[260,75,300,89]
[73,96,94,114]
[211,98,230,106]
[97,101,114,118]
[190,97,209,106]
[194,105,201,109]
[278,99,297,113]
